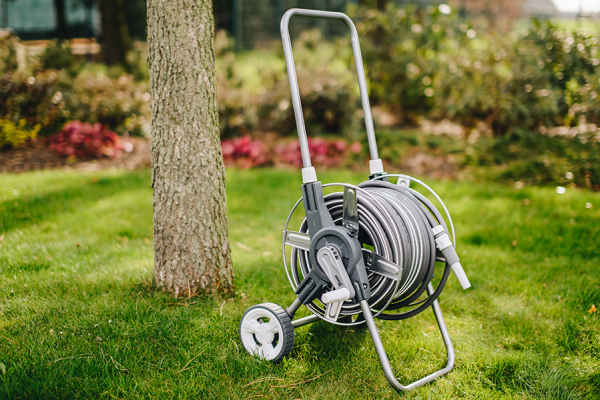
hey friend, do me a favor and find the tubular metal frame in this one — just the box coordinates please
[279,8,456,391]
[280,8,379,167]
[359,284,455,391]
[286,281,455,391]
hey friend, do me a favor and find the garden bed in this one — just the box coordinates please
[1,4,599,190]
[0,137,151,173]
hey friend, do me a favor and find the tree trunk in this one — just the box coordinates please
[148,0,234,296]
[359,0,388,10]
[99,0,131,66]
[53,0,68,38]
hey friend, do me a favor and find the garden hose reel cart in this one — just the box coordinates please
[239,9,472,392]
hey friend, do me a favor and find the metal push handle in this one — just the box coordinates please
[280,9,383,180]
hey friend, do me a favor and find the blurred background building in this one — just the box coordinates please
[0,0,597,51]
[0,0,145,41]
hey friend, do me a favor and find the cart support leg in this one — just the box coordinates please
[291,314,320,328]
[360,283,455,391]
[286,298,302,318]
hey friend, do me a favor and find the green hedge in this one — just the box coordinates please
[0,69,150,139]
[216,29,359,139]
[354,4,600,134]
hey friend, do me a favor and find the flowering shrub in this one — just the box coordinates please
[274,137,361,168]
[220,136,361,169]
[0,119,40,148]
[47,121,124,159]
[0,70,72,136]
[221,135,270,168]
[0,70,150,138]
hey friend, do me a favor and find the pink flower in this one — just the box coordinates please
[350,142,361,154]
[47,121,123,159]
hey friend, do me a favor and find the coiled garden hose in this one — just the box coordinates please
[284,175,469,324]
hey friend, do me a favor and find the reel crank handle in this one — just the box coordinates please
[322,288,351,322]
[359,283,455,392]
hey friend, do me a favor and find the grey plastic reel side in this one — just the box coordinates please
[280,8,384,182]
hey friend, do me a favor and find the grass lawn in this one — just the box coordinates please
[0,168,599,399]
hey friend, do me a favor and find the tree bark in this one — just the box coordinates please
[99,0,131,66]
[148,0,234,296]
[53,0,68,38]
[359,0,389,10]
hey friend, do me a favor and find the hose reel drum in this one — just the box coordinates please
[239,9,471,392]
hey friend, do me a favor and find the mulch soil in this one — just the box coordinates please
[1,136,456,179]
[0,138,151,174]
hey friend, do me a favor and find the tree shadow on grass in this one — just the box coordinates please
[282,316,369,376]
[0,171,149,234]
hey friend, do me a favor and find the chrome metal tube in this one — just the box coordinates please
[280,9,378,168]
[359,283,454,391]
[291,314,321,328]
[285,297,303,318]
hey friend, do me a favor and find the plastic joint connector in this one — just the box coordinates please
[295,269,329,304]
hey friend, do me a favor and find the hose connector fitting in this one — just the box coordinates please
[432,225,471,290]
